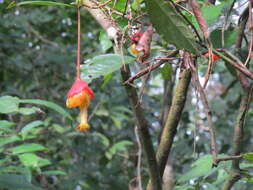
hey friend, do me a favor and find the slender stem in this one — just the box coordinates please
[76,6,81,78]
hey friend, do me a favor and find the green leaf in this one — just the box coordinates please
[99,31,112,53]
[11,143,47,154]
[145,0,199,54]
[178,155,212,182]
[101,73,113,89]
[18,107,42,115]
[0,96,19,114]
[81,54,134,82]
[18,153,51,168]
[0,136,21,146]
[106,140,133,159]
[19,99,73,120]
[161,64,172,80]
[201,2,231,25]
[0,174,42,190]
[20,120,44,139]
[0,120,16,129]
[210,29,237,49]
[243,152,253,162]
[42,170,67,176]
[94,132,110,147]
[17,1,73,7]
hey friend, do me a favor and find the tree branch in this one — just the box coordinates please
[221,8,253,189]
[121,65,162,190]
[123,50,179,85]
[156,65,191,176]
[82,1,162,189]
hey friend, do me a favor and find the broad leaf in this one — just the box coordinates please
[18,107,42,115]
[243,152,253,162]
[18,153,51,168]
[81,54,134,82]
[178,155,212,182]
[145,0,199,54]
[11,143,47,154]
[0,96,19,114]
[99,31,112,53]
[19,99,73,120]
[0,120,16,129]
[0,136,21,146]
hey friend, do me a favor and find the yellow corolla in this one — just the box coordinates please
[66,77,94,131]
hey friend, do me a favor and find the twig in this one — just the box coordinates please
[187,53,218,167]
[135,126,143,190]
[212,49,253,80]
[123,50,179,85]
[216,155,242,164]
[28,23,58,47]
[244,1,253,66]
[76,6,81,78]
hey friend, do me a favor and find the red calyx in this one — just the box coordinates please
[67,77,94,99]
[203,52,220,62]
[130,31,143,44]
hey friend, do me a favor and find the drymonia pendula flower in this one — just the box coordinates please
[66,77,94,131]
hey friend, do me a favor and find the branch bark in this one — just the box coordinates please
[156,65,191,176]
[121,65,162,190]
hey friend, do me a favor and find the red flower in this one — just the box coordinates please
[66,77,94,131]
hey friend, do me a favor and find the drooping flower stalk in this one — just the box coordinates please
[66,5,94,131]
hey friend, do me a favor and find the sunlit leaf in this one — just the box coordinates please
[17,1,73,7]
[19,99,73,120]
[0,120,16,129]
[11,143,47,154]
[243,152,253,162]
[99,31,112,53]
[18,153,51,168]
[0,96,19,114]
[81,54,134,82]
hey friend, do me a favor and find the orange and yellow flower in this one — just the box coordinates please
[66,77,94,131]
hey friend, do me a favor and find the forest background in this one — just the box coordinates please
[1,0,253,189]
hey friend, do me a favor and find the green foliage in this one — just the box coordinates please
[145,0,199,54]
[0,174,42,190]
[1,0,253,189]
[8,0,73,9]
[81,54,134,82]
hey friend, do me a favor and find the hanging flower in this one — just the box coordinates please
[66,77,94,131]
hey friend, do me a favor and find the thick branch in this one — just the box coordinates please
[121,65,162,190]
[82,0,118,39]
[157,65,191,175]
